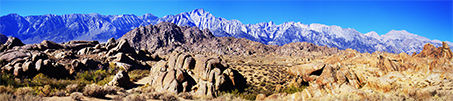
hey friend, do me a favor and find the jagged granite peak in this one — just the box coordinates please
[120,22,339,58]
[1,9,451,54]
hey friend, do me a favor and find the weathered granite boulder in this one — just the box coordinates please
[106,70,133,88]
[149,52,244,97]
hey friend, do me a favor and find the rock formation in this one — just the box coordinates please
[261,42,453,100]
[0,37,156,79]
[148,52,245,97]
[106,70,133,89]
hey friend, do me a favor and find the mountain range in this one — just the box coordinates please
[1,8,451,54]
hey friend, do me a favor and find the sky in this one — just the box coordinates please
[1,0,452,42]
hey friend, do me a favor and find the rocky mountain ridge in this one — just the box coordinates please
[1,9,451,54]
[119,22,339,58]
[0,33,7,44]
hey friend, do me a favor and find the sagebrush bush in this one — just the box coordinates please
[83,84,117,98]
[53,90,67,97]
[0,85,14,94]
[178,92,193,100]
[83,84,107,98]
[124,93,146,101]
[38,85,52,97]
[66,84,79,93]
[147,92,163,99]
[70,92,84,101]
[14,87,34,96]
[0,93,14,101]
[160,94,179,101]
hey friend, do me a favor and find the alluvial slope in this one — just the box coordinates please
[1,9,451,54]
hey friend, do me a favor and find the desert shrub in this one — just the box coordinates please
[0,73,20,87]
[14,94,42,101]
[160,94,179,101]
[124,93,146,101]
[96,75,114,85]
[128,86,154,94]
[38,85,52,97]
[113,92,127,101]
[281,84,307,94]
[32,73,86,91]
[103,85,119,95]
[70,92,84,101]
[178,92,193,100]
[83,83,107,98]
[66,84,79,93]
[83,84,117,98]
[219,88,258,100]
[147,92,164,99]
[0,93,14,101]
[128,69,150,82]
[14,87,35,96]
[76,69,109,83]
[53,90,67,97]
[0,85,14,94]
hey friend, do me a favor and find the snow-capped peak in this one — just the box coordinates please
[365,31,379,37]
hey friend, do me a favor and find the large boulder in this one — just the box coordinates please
[289,62,363,99]
[0,51,29,62]
[40,40,64,50]
[0,37,25,51]
[106,70,133,88]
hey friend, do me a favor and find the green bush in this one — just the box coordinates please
[128,69,150,82]
[76,69,109,83]
[281,84,307,94]
[0,73,19,87]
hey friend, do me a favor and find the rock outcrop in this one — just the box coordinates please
[415,42,453,59]
[262,42,453,100]
[149,52,245,97]
[106,70,133,88]
[0,37,156,79]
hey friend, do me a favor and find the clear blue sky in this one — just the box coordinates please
[1,0,452,42]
